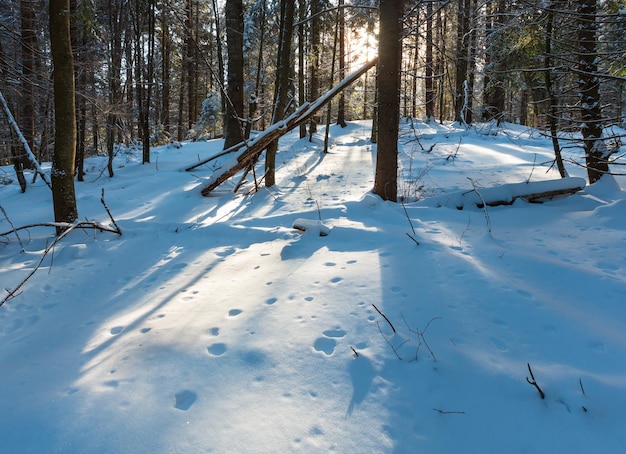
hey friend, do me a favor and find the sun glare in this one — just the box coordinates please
[349,26,378,68]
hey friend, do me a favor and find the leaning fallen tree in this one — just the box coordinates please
[186,58,377,196]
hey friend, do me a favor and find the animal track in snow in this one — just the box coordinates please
[313,337,336,355]
[322,328,346,338]
[207,343,227,356]
[174,390,197,411]
[313,327,346,356]
[228,309,243,317]
[110,326,124,335]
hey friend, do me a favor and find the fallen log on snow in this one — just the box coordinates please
[185,58,377,196]
[420,177,587,209]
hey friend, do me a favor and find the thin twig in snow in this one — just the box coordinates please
[372,304,396,333]
[0,204,24,251]
[526,363,545,399]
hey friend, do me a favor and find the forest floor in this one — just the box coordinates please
[1,120,626,453]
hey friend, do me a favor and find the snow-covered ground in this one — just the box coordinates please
[1,120,625,453]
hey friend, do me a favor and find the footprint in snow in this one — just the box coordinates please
[314,337,336,355]
[313,328,346,356]
[174,390,197,411]
[207,343,227,356]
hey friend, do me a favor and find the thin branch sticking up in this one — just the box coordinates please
[402,313,440,361]
[0,204,24,251]
[467,178,492,234]
[376,321,407,360]
[402,202,420,245]
[526,363,545,399]
[100,189,122,235]
[372,304,396,333]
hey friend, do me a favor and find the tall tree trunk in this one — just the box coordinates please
[20,0,36,169]
[424,0,434,121]
[211,0,226,116]
[160,1,172,136]
[224,0,245,149]
[465,1,476,125]
[265,0,295,187]
[106,0,123,177]
[544,3,567,177]
[186,0,198,130]
[336,0,347,127]
[454,0,471,125]
[577,0,608,183]
[308,0,321,139]
[374,0,402,202]
[324,6,341,153]
[50,0,78,231]
[246,0,266,140]
[437,5,446,123]
[142,0,155,163]
[298,0,307,138]
[411,12,419,119]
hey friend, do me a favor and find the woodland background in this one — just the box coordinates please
[1,0,625,190]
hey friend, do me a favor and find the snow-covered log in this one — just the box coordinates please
[422,177,587,209]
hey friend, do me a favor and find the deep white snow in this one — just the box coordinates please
[1,120,625,453]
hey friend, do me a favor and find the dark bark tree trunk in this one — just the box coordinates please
[465,2,477,125]
[577,0,608,183]
[246,0,266,140]
[374,0,402,202]
[50,0,78,231]
[160,1,172,136]
[224,0,245,149]
[298,0,307,138]
[20,0,36,169]
[187,0,199,129]
[143,0,156,163]
[336,0,347,127]
[106,0,124,177]
[454,0,471,125]
[436,5,446,123]
[308,0,321,139]
[425,0,434,121]
[544,3,567,177]
[265,0,295,187]
[211,0,226,116]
